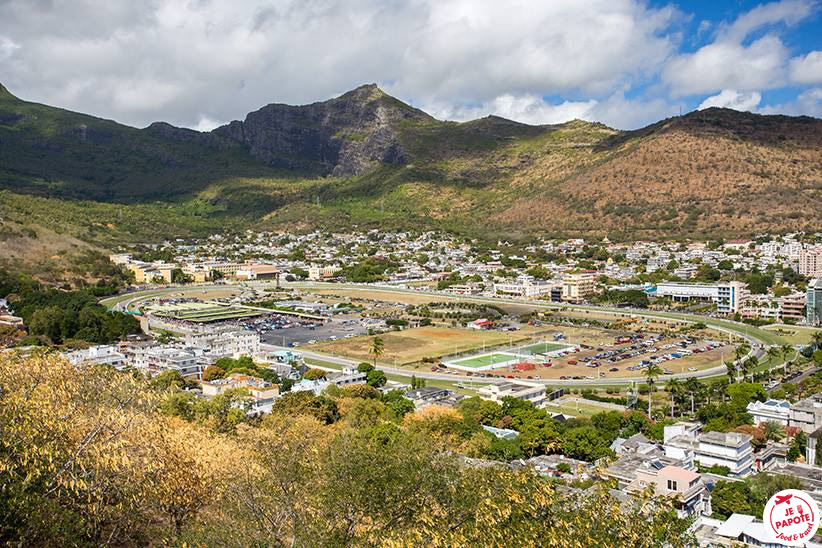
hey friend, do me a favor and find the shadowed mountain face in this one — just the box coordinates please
[214,84,433,176]
[0,81,821,239]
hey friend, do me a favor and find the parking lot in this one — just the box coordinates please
[261,316,368,347]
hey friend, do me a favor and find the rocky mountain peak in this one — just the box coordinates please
[212,84,430,176]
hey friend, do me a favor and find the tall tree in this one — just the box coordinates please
[765,347,780,383]
[645,364,663,418]
[369,336,385,367]
[780,343,793,376]
[665,378,682,418]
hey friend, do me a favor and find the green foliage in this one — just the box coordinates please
[595,289,649,308]
[365,369,387,388]
[302,368,327,381]
[272,391,341,424]
[561,426,614,462]
[712,474,803,519]
[214,356,279,384]
[340,258,397,282]
[151,370,197,391]
[0,268,141,345]
[381,390,416,420]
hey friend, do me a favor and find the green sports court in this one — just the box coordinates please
[513,341,570,355]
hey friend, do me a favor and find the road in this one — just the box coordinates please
[103,281,776,386]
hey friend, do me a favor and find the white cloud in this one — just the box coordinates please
[426,92,679,130]
[193,116,222,132]
[0,0,679,129]
[790,51,822,85]
[697,89,762,111]
[0,36,20,61]
[0,0,820,130]
[720,0,813,42]
[662,0,814,96]
[664,34,788,96]
[759,88,822,117]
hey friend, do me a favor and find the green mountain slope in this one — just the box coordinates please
[1,82,820,243]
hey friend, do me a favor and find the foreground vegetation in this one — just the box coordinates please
[0,267,140,346]
[0,353,696,546]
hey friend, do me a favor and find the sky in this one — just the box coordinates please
[0,0,820,130]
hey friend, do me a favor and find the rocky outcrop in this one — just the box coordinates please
[213,84,432,176]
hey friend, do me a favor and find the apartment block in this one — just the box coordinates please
[799,247,822,277]
[663,422,753,477]
[561,271,597,304]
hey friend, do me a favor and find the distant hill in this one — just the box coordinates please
[0,82,820,242]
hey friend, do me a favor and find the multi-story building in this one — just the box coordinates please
[779,293,806,323]
[746,399,791,426]
[126,262,175,283]
[789,394,822,434]
[716,281,746,314]
[235,264,281,282]
[664,422,753,477]
[627,465,711,518]
[799,247,822,277]
[326,366,367,388]
[477,380,546,405]
[807,278,822,327]
[308,265,341,281]
[494,278,555,299]
[132,346,208,377]
[184,331,260,358]
[65,345,128,370]
[655,281,746,314]
[561,271,597,304]
[200,373,280,415]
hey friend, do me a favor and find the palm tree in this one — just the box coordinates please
[742,356,758,383]
[780,343,793,377]
[763,420,785,442]
[369,336,385,367]
[812,331,822,350]
[665,378,682,418]
[645,363,663,418]
[766,346,780,383]
[685,377,701,414]
[726,361,738,384]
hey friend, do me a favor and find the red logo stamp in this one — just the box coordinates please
[764,489,820,546]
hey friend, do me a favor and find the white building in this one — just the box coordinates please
[664,422,753,477]
[655,281,746,314]
[477,380,546,405]
[493,278,554,299]
[132,346,207,377]
[184,330,260,358]
[790,393,822,434]
[65,345,128,370]
[746,399,791,426]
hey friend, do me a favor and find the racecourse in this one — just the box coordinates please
[101,280,777,387]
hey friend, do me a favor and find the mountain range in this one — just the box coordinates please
[1,82,821,245]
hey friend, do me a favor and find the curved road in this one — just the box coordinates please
[102,281,774,386]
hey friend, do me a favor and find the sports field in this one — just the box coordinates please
[307,326,526,366]
[514,341,569,355]
[449,353,520,369]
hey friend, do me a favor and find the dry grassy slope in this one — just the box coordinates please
[490,109,822,236]
[0,219,102,284]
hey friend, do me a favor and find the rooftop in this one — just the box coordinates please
[699,430,752,448]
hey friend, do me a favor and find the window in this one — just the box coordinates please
[667,480,678,491]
